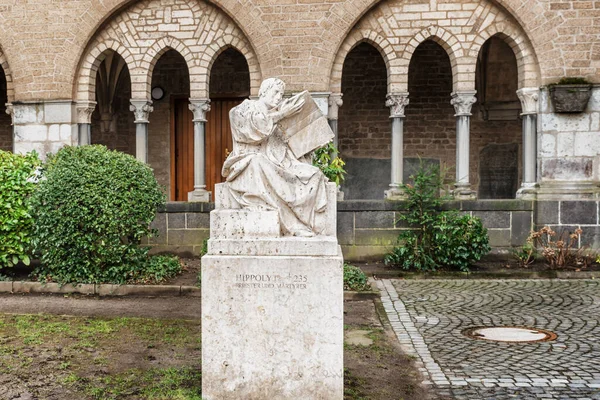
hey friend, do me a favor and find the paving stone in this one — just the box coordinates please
[377,279,600,400]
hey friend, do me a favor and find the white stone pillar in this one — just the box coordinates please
[450,91,477,200]
[384,93,409,200]
[516,88,539,199]
[327,93,343,149]
[188,99,212,202]
[76,101,96,146]
[129,100,153,164]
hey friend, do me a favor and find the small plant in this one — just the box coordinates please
[30,145,166,284]
[556,77,590,85]
[530,226,590,269]
[0,150,41,268]
[343,263,370,291]
[385,163,490,272]
[511,234,536,268]
[129,255,182,284]
[313,142,346,186]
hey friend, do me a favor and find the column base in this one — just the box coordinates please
[188,189,212,202]
[384,187,407,200]
[516,183,538,200]
[452,184,477,200]
[536,181,600,200]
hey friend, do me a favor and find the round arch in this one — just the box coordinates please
[329,29,397,94]
[471,21,540,88]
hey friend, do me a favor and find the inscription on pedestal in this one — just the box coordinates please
[234,273,309,290]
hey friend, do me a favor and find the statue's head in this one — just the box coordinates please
[258,78,286,109]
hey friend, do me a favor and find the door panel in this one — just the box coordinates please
[171,98,244,201]
[172,98,194,201]
[205,99,243,194]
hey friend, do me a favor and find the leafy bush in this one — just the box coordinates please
[129,255,182,284]
[384,163,490,272]
[30,145,166,284]
[0,150,41,268]
[313,143,346,186]
[343,263,370,291]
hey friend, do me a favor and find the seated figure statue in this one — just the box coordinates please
[221,78,329,237]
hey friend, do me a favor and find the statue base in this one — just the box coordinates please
[201,245,344,399]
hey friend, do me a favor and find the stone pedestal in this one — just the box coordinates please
[202,183,344,399]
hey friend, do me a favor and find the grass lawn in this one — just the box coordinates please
[0,299,429,400]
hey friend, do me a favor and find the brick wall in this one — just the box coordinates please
[210,48,250,98]
[404,40,457,181]
[338,43,389,159]
[0,68,11,152]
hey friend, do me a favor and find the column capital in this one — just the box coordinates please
[76,101,97,124]
[327,93,343,120]
[129,99,154,123]
[189,98,211,122]
[5,103,13,125]
[386,92,409,118]
[516,87,539,116]
[450,91,477,116]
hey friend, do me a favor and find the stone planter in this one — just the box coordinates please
[549,84,592,113]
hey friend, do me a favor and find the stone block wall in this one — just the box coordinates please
[0,68,11,152]
[534,200,600,248]
[539,87,600,187]
[12,102,77,157]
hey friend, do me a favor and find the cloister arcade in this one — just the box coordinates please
[2,0,543,202]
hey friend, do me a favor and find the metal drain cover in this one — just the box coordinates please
[463,327,557,343]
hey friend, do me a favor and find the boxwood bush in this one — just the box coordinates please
[0,150,41,268]
[30,145,169,284]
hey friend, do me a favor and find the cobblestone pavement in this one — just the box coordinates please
[377,279,600,400]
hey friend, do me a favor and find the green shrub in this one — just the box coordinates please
[0,150,41,268]
[313,143,346,186]
[384,163,490,272]
[343,263,370,291]
[129,255,182,284]
[30,145,166,284]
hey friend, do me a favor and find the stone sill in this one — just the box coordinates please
[0,281,377,300]
[161,199,534,213]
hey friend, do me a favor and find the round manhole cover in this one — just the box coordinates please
[463,327,557,343]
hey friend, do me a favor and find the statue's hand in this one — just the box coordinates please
[280,96,305,118]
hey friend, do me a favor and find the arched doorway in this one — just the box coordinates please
[404,40,455,185]
[145,50,191,201]
[474,36,522,199]
[338,42,389,200]
[206,48,250,194]
[91,51,134,155]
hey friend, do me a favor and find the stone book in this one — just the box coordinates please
[278,91,335,158]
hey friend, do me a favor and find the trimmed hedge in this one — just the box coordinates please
[30,145,167,284]
[0,150,41,268]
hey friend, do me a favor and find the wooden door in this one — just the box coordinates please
[205,98,243,194]
[171,98,194,201]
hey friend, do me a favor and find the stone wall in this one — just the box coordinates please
[150,199,600,260]
[538,87,600,193]
[0,0,595,102]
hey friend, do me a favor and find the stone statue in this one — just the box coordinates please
[221,78,329,237]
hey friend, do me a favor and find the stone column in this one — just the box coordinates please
[328,93,343,149]
[76,101,96,146]
[188,99,212,202]
[516,88,539,199]
[384,93,409,200]
[129,100,153,164]
[450,91,477,200]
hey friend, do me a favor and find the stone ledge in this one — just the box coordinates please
[1,282,201,297]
